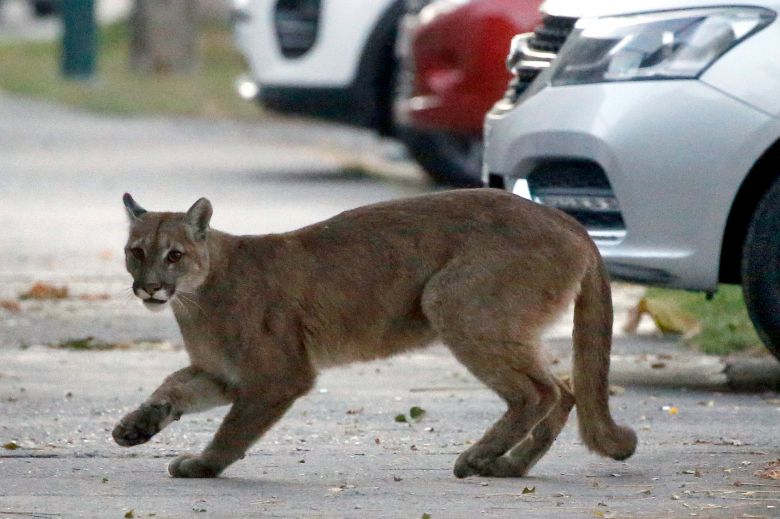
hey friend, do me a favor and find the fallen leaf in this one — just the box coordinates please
[3,441,19,450]
[78,293,110,301]
[409,406,426,421]
[394,414,407,423]
[522,486,536,494]
[651,362,667,369]
[754,459,780,480]
[20,282,68,300]
[421,514,431,519]
[102,477,109,483]
[124,510,134,519]
[0,300,21,313]
[624,296,701,338]
[49,337,111,351]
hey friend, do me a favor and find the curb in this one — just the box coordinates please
[604,354,780,391]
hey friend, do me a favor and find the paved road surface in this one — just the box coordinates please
[0,94,778,518]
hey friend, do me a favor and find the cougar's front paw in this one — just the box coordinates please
[112,402,173,447]
[168,454,220,478]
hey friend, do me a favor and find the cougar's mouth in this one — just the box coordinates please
[142,297,169,312]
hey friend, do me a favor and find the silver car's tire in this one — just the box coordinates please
[741,178,780,362]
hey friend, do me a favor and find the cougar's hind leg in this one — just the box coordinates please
[444,338,561,478]
[421,257,575,478]
[490,376,575,477]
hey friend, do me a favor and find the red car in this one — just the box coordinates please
[395,0,542,186]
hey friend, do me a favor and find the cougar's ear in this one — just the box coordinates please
[123,193,147,221]
[185,197,212,241]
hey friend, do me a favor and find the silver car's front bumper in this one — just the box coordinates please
[484,80,778,291]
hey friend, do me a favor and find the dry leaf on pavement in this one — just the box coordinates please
[754,459,780,480]
[19,282,68,300]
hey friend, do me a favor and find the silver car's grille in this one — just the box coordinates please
[503,15,577,104]
[527,161,626,237]
[529,15,577,52]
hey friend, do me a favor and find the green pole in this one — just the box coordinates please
[61,0,97,79]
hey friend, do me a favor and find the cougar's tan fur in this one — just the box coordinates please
[113,189,636,478]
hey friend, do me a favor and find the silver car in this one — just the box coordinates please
[483,0,780,360]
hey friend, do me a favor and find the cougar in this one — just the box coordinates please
[113,189,636,479]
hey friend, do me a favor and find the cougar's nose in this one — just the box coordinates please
[144,283,162,293]
[133,281,162,299]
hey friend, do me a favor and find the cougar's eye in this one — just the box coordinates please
[167,250,183,263]
[130,247,145,261]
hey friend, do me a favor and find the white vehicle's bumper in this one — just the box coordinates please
[484,80,777,291]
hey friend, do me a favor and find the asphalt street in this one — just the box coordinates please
[0,93,779,518]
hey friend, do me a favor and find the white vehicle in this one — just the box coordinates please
[232,0,402,132]
[483,0,780,360]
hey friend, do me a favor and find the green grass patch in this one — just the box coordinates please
[645,285,762,355]
[0,21,259,119]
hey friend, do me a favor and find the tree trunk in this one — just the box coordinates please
[129,0,198,74]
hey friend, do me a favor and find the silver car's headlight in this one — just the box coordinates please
[550,7,775,86]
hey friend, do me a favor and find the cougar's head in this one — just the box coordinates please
[122,193,212,312]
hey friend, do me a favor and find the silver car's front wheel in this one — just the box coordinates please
[742,178,780,362]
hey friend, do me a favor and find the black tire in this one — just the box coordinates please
[741,176,780,362]
[390,4,482,188]
[398,128,483,187]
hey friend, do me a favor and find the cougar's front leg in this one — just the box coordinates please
[168,375,314,478]
[113,366,235,447]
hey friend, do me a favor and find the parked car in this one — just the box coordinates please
[232,0,402,133]
[483,0,780,360]
[394,0,542,186]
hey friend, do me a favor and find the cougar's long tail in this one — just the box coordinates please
[572,252,637,461]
